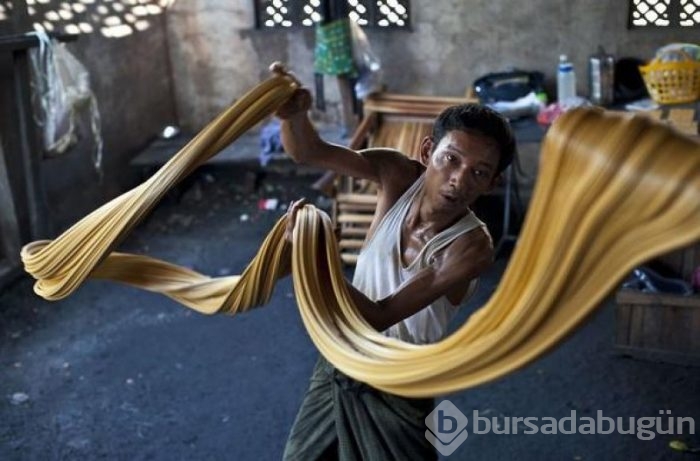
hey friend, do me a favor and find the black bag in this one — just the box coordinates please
[473,70,545,104]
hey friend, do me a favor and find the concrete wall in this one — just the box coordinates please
[6,0,695,231]
[41,22,177,231]
[166,0,698,130]
[166,0,317,129]
[0,4,177,233]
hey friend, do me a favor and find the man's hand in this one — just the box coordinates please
[285,198,308,243]
[276,88,312,120]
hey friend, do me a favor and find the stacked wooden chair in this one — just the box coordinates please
[334,93,477,264]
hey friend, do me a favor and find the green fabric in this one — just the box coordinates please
[283,356,437,461]
[314,19,358,77]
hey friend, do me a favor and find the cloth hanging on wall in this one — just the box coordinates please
[313,19,357,77]
[313,1,357,112]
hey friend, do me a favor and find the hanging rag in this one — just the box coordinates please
[29,29,104,175]
[313,0,357,111]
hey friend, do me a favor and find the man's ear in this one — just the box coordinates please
[419,136,433,166]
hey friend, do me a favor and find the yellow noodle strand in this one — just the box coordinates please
[21,75,700,398]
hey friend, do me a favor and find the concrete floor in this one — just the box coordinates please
[1,162,699,461]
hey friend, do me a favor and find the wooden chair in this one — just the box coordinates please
[334,92,477,264]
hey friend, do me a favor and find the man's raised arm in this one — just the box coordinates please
[276,88,380,183]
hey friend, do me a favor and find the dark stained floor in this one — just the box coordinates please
[1,162,698,461]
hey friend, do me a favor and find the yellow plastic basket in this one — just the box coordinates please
[639,49,700,105]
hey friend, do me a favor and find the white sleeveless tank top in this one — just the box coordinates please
[351,174,486,344]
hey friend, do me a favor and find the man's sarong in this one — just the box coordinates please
[283,356,437,461]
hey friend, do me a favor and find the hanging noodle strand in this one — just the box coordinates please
[21,69,700,397]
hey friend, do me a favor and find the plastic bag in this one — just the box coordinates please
[29,30,103,173]
[349,21,383,99]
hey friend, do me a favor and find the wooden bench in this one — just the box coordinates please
[130,126,348,169]
[129,125,347,195]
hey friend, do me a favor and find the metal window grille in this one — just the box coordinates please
[254,0,410,29]
[629,0,700,27]
[0,1,11,22]
[679,0,700,26]
[20,0,173,37]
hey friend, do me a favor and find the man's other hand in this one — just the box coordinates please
[285,198,308,243]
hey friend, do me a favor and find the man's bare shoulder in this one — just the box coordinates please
[358,147,418,169]
[455,225,493,255]
[434,226,493,305]
[358,148,424,190]
[438,226,494,276]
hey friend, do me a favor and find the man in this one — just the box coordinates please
[277,86,515,460]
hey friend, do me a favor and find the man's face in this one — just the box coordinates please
[420,130,500,212]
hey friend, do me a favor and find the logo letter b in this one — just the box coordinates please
[438,410,458,434]
[473,411,491,434]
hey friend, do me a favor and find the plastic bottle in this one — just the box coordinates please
[557,54,577,104]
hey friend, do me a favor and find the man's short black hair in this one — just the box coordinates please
[431,104,515,175]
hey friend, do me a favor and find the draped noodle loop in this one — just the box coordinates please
[21,74,700,397]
